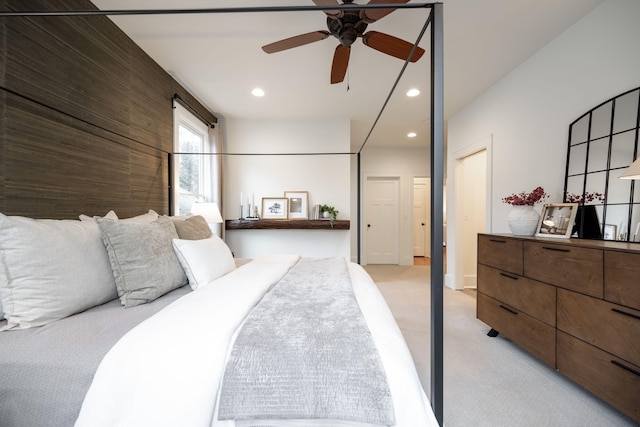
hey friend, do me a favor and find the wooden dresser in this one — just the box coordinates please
[477,233,640,422]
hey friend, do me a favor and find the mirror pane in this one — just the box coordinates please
[613,89,639,133]
[585,171,606,197]
[568,143,587,175]
[610,130,636,169]
[607,168,632,204]
[565,175,584,200]
[604,204,629,241]
[570,115,589,145]
[588,139,609,172]
[631,204,640,242]
[591,102,613,140]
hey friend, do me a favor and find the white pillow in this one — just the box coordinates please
[0,213,118,330]
[120,210,159,223]
[172,235,236,290]
[79,210,118,222]
[79,210,159,224]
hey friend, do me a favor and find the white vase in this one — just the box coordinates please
[507,205,540,236]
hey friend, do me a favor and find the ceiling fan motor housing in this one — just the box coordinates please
[327,12,368,47]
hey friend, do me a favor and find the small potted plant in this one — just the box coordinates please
[319,204,338,227]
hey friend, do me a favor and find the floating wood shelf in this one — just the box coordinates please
[225,219,350,230]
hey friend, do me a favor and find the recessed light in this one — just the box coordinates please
[251,88,265,97]
[407,132,417,138]
[406,88,420,97]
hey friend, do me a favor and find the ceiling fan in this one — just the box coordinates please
[261,0,425,84]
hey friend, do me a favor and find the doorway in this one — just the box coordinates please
[365,176,400,264]
[450,135,492,290]
[413,177,431,264]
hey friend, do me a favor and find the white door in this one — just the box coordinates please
[366,177,400,264]
[413,178,431,257]
[462,150,487,288]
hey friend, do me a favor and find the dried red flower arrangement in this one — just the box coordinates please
[502,186,549,206]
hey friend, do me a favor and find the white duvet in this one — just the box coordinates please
[75,255,438,427]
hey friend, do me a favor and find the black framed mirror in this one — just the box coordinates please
[564,86,640,242]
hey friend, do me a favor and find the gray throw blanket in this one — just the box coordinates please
[217,257,395,425]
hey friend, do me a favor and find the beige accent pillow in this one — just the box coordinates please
[0,214,118,330]
[97,216,187,308]
[172,215,212,240]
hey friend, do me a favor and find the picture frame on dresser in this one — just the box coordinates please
[535,203,579,238]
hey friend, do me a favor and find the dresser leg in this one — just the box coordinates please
[487,328,500,337]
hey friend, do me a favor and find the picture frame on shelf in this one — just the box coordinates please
[535,203,579,238]
[261,197,288,219]
[603,224,617,240]
[284,191,309,219]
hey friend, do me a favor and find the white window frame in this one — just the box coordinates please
[173,103,213,215]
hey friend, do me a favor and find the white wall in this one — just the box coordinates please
[223,118,352,259]
[446,0,640,289]
[360,146,431,265]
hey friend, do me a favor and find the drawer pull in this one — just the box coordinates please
[499,305,518,315]
[610,360,640,377]
[611,308,640,321]
[489,239,507,243]
[499,272,519,281]
[542,246,570,253]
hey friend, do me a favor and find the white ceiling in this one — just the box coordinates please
[92,0,603,151]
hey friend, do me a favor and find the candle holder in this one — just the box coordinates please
[239,204,244,220]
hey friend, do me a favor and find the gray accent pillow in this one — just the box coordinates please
[171,215,212,240]
[97,216,187,308]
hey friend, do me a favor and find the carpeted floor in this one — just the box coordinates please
[363,264,637,427]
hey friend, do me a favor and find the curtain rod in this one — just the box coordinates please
[0,3,435,17]
[173,152,355,156]
[173,94,216,129]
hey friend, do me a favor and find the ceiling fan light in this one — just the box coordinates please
[407,88,420,97]
[251,88,265,97]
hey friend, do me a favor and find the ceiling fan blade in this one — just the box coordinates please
[361,0,409,23]
[331,45,351,84]
[262,31,330,54]
[313,0,343,17]
[362,31,425,62]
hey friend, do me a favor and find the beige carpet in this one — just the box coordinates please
[363,264,637,427]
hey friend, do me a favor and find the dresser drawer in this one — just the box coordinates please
[605,250,640,311]
[477,293,555,367]
[524,241,603,298]
[557,288,640,367]
[477,235,523,275]
[477,264,556,326]
[557,331,640,423]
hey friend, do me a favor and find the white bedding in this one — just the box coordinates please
[75,255,438,427]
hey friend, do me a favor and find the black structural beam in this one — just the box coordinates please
[430,3,445,425]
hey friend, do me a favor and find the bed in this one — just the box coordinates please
[0,211,438,427]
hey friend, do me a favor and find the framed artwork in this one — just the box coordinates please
[262,197,288,219]
[603,224,617,240]
[284,191,309,219]
[535,203,579,238]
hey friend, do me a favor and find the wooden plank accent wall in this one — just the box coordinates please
[0,0,217,219]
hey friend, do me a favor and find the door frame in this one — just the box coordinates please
[448,135,493,290]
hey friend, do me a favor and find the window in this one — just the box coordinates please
[173,104,213,215]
